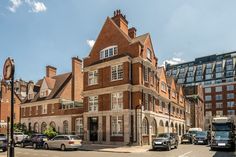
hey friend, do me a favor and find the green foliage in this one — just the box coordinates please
[13,123,27,133]
[43,127,57,139]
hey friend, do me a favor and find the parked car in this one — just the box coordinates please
[44,135,82,151]
[193,131,208,145]
[21,134,48,149]
[14,132,28,145]
[0,134,7,152]
[152,133,178,151]
[181,133,192,144]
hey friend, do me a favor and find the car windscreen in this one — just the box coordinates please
[214,131,231,140]
[196,131,207,136]
[70,136,80,140]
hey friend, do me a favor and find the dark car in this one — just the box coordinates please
[0,134,7,152]
[181,133,192,144]
[193,131,208,145]
[211,131,235,150]
[152,133,179,151]
[21,134,48,149]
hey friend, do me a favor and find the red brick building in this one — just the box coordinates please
[20,57,84,135]
[0,81,22,133]
[83,10,186,145]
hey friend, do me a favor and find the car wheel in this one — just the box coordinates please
[175,142,178,149]
[61,144,66,151]
[44,143,49,150]
[33,143,38,149]
[2,148,7,152]
[167,143,171,151]
[20,143,25,148]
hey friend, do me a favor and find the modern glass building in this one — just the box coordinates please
[166,51,236,129]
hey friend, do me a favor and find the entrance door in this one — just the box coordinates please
[89,117,98,141]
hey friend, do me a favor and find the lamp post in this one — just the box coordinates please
[3,57,15,157]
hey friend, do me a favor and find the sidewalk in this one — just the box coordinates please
[78,144,151,153]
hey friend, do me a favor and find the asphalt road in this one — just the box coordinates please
[0,144,235,157]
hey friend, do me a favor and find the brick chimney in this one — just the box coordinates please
[111,9,128,35]
[128,27,137,39]
[46,65,57,78]
[72,57,83,101]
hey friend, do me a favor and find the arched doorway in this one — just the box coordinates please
[142,117,149,145]
[179,124,182,136]
[151,119,157,136]
[158,120,164,133]
[165,121,169,132]
[175,123,178,134]
[182,124,185,135]
[170,122,174,133]
[50,121,56,132]
[34,122,39,133]
[41,122,47,133]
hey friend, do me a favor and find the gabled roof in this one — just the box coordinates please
[130,33,149,45]
[44,77,56,90]
[22,72,72,103]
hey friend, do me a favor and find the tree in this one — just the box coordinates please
[43,127,57,139]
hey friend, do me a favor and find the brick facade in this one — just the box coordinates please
[82,10,186,145]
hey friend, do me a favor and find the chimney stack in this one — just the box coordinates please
[72,57,83,101]
[128,27,137,39]
[46,65,57,78]
[111,9,129,35]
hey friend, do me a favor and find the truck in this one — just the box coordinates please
[14,132,28,145]
[210,116,235,150]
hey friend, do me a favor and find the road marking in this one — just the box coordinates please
[178,151,192,157]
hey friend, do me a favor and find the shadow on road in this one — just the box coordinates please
[213,149,236,157]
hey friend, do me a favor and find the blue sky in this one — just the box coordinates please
[1,0,236,82]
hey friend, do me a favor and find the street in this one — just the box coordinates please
[0,144,235,157]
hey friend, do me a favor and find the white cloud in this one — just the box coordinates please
[162,57,184,66]
[8,0,46,13]
[30,1,46,12]
[86,40,95,48]
[8,0,22,12]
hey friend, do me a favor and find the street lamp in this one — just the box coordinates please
[3,57,15,157]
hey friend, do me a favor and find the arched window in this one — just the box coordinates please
[76,118,83,136]
[100,45,118,60]
[151,120,157,135]
[63,120,69,134]
[142,118,149,135]
[159,120,164,127]
[34,122,39,133]
[50,121,56,131]
[41,122,47,133]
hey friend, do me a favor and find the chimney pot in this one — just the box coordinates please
[128,27,137,39]
[111,9,129,35]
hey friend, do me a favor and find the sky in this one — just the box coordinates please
[1,0,236,82]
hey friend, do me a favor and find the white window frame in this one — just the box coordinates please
[75,118,83,136]
[146,48,151,60]
[88,96,98,112]
[88,70,98,86]
[100,45,118,60]
[111,116,123,136]
[228,110,235,116]
[111,92,123,111]
[111,64,123,81]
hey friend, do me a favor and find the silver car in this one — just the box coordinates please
[44,135,82,151]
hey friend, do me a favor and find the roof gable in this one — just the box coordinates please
[87,17,131,60]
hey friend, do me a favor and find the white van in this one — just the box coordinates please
[188,128,202,136]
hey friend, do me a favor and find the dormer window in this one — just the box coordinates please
[146,48,151,60]
[40,90,48,98]
[100,45,118,60]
